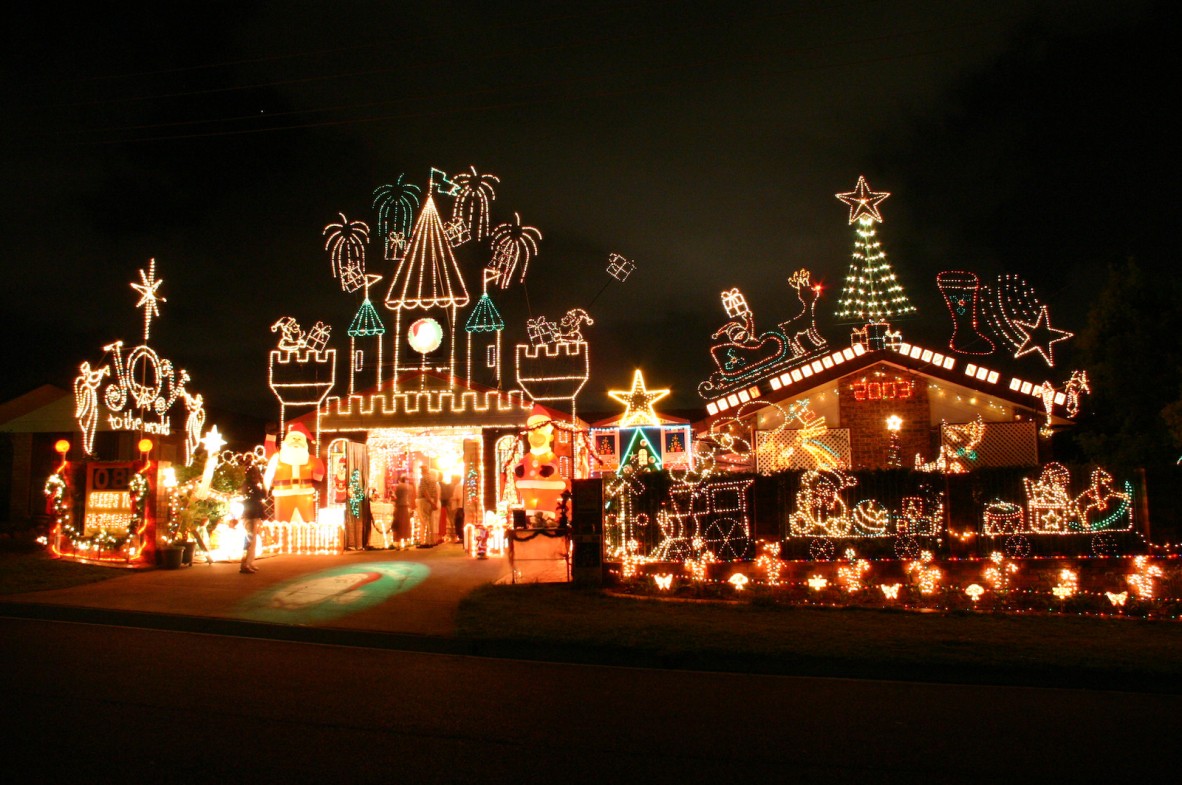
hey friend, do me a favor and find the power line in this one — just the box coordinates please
[65,12,1019,145]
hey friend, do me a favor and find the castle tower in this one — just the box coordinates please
[384,192,469,388]
[347,274,385,394]
[465,268,505,389]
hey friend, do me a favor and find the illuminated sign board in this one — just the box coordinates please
[84,463,136,537]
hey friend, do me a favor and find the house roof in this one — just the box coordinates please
[590,410,690,429]
[0,385,70,430]
[699,339,1074,428]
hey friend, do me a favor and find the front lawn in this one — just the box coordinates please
[457,583,1182,691]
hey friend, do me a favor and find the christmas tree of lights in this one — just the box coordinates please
[834,176,915,323]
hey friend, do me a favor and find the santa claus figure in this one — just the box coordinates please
[514,408,569,521]
[265,422,326,523]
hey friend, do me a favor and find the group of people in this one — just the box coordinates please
[392,465,463,547]
[337,465,464,551]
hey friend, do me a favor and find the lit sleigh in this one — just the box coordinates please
[981,463,1135,558]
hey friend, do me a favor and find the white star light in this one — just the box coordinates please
[131,258,166,340]
[200,425,226,455]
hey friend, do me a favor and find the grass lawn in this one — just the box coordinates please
[0,548,125,595]
[456,583,1182,692]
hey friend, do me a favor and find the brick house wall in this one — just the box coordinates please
[838,362,930,470]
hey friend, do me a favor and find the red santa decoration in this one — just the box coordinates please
[514,407,569,521]
[264,422,326,523]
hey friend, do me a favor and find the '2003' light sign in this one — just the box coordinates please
[851,379,913,402]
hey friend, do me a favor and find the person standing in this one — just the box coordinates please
[415,466,440,546]
[448,474,464,542]
[393,474,413,545]
[439,475,455,543]
[239,462,267,574]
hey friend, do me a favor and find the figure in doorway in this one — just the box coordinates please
[416,466,440,546]
[439,474,457,543]
[394,474,414,545]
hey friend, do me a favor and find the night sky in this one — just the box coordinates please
[1,1,1170,427]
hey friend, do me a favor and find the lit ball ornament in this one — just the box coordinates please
[54,439,71,456]
[407,317,443,354]
[137,438,154,454]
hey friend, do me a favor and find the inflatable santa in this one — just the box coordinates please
[514,408,569,520]
[264,422,326,523]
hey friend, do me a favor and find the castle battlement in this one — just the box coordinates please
[322,386,530,422]
[270,348,337,366]
[269,349,337,407]
[517,341,587,360]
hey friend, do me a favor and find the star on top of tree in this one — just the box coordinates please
[1013,305,1073,366]
[836,175,891,224]
[609,370,670,428]
[131,258,166,340]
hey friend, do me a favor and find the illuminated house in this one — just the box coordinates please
[698,340,1072,474]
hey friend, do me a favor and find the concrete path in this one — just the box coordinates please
[5,544,506,637]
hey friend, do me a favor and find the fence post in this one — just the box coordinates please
[1135,467,1151,545]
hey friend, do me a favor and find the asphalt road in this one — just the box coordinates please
[2,616,1177,784]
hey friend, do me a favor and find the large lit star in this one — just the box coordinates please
[131,258,166,340]
[836,175,890,224]
[200,425,226,455]
[1013,305,1073,366]
[609,370,670,427]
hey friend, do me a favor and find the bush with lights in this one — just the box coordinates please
[166,448,245,544]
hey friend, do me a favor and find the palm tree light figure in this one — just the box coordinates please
[451,166,500,243]
[489,212,542,289]
[373,175,421,259]
[323,213,370,293]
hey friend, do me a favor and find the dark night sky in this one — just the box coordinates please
[1,1,1170,426]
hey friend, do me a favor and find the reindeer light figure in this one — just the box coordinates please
[779,268,828,358]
